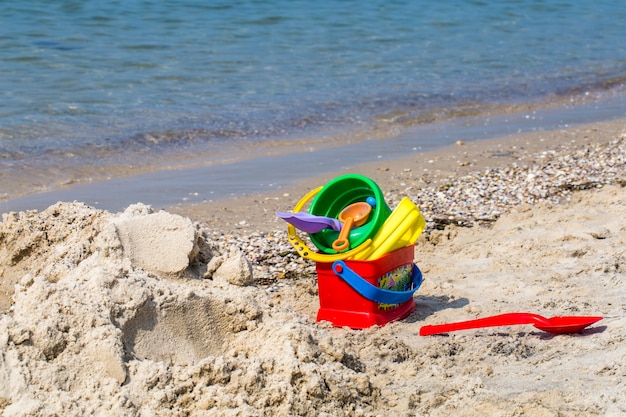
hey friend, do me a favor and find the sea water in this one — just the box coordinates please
[1,0,625,209]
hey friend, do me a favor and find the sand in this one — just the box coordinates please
[1,118,625,416]
[169,117,626,234]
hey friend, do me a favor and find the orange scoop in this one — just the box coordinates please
[332,202,372,252]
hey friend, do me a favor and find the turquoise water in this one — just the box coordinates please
[1,0,626,206]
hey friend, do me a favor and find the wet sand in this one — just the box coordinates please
[2,92,625,215]
[170,116,626,231]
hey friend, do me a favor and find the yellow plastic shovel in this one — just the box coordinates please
[351,197,425,261]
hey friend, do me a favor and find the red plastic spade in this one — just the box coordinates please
[419,313,603,336]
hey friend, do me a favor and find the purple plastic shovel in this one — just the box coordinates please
[276,211,343,233]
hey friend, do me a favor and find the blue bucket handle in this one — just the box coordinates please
[331,260,423,305]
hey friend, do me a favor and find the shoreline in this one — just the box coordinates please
[1,91,625,215]
[170,115,626,233]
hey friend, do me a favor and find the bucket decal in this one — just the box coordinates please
[377,264,414,310]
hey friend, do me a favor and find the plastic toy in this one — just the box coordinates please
[276,211,342,233]
[315,245,423,328]
[285,186,373,263]
[351,197,425,261]
[308,174,391,254]
[419,313,603,335]
[278,174,427,329]
[332,202,371,252]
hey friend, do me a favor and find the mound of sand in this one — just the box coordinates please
[0,203,378,416]
[1,185,625,416]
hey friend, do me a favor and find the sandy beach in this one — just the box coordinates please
[1,117,625,416]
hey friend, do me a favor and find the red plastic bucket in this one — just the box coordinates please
[315,245,422,329]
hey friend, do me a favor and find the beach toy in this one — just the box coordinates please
[315,245,422,329]
[308,174,392,254]
[351,197,426,261]
[419,313,603,336]
[331,202,372,252]
[286,186,373,263]
[276,211,342,233]
[282,178,426,329]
